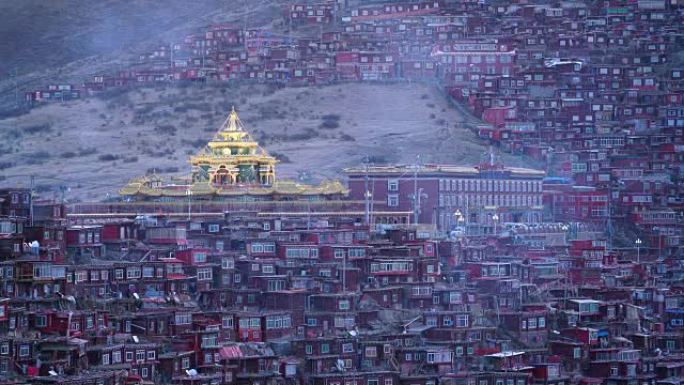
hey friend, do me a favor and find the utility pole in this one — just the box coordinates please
[29,175,35,227]
[413,155,420,225]
[364,158,371,226]
[186,190,192,221]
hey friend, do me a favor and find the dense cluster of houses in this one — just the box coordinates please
[10,1,684,383]
[22,0,684,256]
[1,154,683,385]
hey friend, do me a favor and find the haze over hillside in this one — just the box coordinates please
[0,0,284,108]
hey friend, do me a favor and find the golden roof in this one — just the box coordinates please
[192,106,276,164]
[120,178,348,197]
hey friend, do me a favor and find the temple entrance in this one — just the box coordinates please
[213,168,232,186]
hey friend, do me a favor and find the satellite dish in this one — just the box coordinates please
[348,330,357,337]
[336,359,345,371]
[133,293,140,300]
[65,296,76,305]
[132,335,139,343]
[48,370,58,376]
[186,369,198,377]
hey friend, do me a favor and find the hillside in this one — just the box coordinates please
[0,0,284,109]
[0,82,531,201]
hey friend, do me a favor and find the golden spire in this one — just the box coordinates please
[227,105,239,132]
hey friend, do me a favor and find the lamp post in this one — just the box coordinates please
[186,189,193,221]
[492,213,499,235]
[635,238,642,263]
[454,209,464,230]
[561,224,569,244]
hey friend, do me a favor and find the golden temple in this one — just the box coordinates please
[120,107,347,200]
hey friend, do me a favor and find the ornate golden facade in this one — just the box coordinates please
[120,107,347,200]
[191,107,277,187]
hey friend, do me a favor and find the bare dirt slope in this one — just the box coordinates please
[0,82,532,201]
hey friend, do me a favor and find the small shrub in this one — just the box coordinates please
[0,161,14,170]
[367,155,387,164]
[98,154,120,162]
[123,156,138,163]
[271,152,291,163]
[319,120,340,129]
[339,133,356,142]
[155,124,177,136]
[61,151,77,158]
[182,139,207,148]
[78,147,98,156]
[319,113,341,129]
[24,123,52,134]
[25,151,50,165]
[288,128,318,141]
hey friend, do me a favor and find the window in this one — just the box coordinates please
[115,269,124,280]
[208,224,220,233]
[222,257,234,269]
[456,314,468,327]
[181,357,190,369]
[19,345,29,357]
[666,340,675,351]
[306,345,313,355]
[342,343,354,353]
[573,347,581,359]
[142,266,154,278]
[267,280,285,291]
[193,252,207,263]
[102,354,110,365]
[141,367,148,378]
[1,343,9,355]
[197,267,213,281]
[136,350,146,362]
[127,267,141,279]
[339,300,350,310]
[75,270,87,283]
[126,351,134,362]
[175,313,191,325]
[147,350,156,360]
[387,194,399,207]
[388,179,399,191]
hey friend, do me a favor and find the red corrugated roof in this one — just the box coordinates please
[220,346,243,359]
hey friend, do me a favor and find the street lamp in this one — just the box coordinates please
[635,238,642,263]
[186,189,193,221]
[492,213,499,235]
